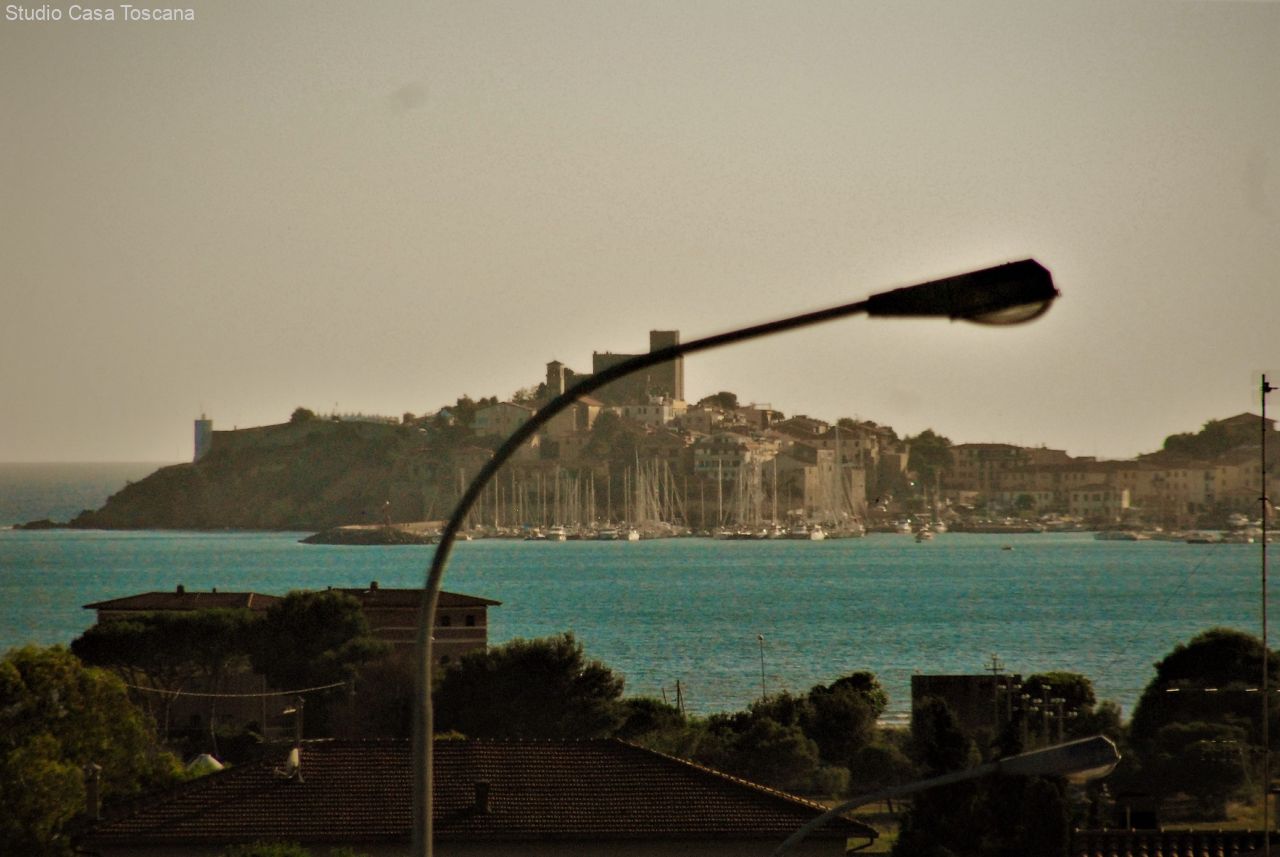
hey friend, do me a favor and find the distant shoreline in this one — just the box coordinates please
[0,461,174,527]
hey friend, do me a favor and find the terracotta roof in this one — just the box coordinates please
[83,590,281,612]
[334,586,502,609]
[84,588,500,612]
[82,739,874,847]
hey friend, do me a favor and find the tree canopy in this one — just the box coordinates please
[698,391,739,410]
[0,646,180,856]
[72,609,257,737]
[434,633,625,739]
[904,429,953,489]
[1124,627,1275,818]
[1161,419,1240,460]
[250,591,387,692]
[1128,627,1278,753]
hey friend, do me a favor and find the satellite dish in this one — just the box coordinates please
[273,746,303,781]
[186,753,225,777]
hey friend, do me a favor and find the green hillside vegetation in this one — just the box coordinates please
[72,415,462,530]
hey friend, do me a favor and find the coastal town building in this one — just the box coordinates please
[541,395,605,440]
[1066,484,1131,522]
[79,738,873,856]
[945,443,1032,496]
[473,401,534,439]
[618,396,687,427]
[543,331,685,407]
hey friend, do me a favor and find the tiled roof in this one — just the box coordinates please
[82,739,874,847]
[334,586,502,609]
[83,591,281,611]
[84,588,499,612]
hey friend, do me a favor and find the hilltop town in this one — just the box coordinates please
[71,329,1278,535]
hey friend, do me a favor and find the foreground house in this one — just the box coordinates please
[79,738,874,856]
[81,584,500,734]
[84,582,500,663]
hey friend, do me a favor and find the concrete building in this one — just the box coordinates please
[473,402,535,440]
[1066,484,1131,522]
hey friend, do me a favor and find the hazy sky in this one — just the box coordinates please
[2,1,1277,463]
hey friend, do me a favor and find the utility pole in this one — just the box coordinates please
[757,634,767,701]
[986,654,1005,733]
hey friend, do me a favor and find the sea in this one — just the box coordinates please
[0,464,1268,721]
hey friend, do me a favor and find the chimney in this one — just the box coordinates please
[473,780,491,815]
[176,584,185,595]
[370,580,379,591]
[83,763,102,820]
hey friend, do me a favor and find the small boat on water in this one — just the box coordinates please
[784,523,826,541]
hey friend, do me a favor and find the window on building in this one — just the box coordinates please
[440,615,452,627]
[465,614,476,627]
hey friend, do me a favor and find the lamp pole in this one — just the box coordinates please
[770,735,1120,856]
[412,259,1060,857]
[1264,373,1274,855]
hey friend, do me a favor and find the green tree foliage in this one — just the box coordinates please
[698,391,739,410]
[249,592,388,735]
[434,633,625,739]
[894,697,980,857]
[1161,419,1236,460]
[1145,721,1250,818]
[905,429,953,489]
[801,672,887,769]
[1022,671,1123,743]
[330,651,416,740]
[679,675,886,796]
[72,609,257,737]
[849,740,916,809]
[1128,627,1278,754]
[1125,628,1274,818]
[289,407,317,424]
[615,697,686,741]
[251,591,387,692]
[895,696,1072,857]
[0,646,180,856]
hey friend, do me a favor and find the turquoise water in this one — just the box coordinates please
[0,529,1265,719]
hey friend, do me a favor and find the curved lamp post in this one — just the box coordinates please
[413,258,1060,857]
[770,734,1120,856]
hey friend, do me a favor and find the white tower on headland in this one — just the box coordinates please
[194,415,213,462]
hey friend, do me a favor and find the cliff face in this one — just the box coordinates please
[73,420,437,530]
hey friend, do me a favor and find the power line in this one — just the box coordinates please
[122,680,347,699]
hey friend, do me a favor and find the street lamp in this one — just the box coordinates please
[413,259,1060,857]
[1262,373,1274,856]
[770,735,1120,857]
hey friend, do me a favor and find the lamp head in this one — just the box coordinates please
[865,259,1058,325]
[998,735,1120,783]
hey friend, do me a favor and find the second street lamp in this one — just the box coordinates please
[412,258,1061,857]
